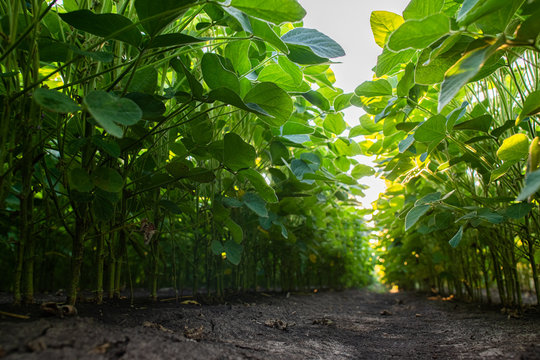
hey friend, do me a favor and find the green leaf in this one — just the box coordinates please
[286,44,329,65]
[223,133,256,171]
[403,0,445,20]
[251,18,289,54]
[351,164,375,178]
[91,136,121,158]
[223,239,243,265]
[257,58,303,92]
[238,169,278,203]
[370,11,404,48]
[516,91,540,125]
[453,115,493,133]
[201,53,240,94]
[147,33,204,48]
[301,91,330,111]
[208,88,269,117]
[505,203,535,219]
[281,28,345,58]
[135,0,196,36]
[388,14,450,52]
[405,204,430,230]
[414,115,446,143]
[243,192,268,217]
[244,82,293,127]
[124,93,166,121]
[84,91,143,138]
[230,0,306,25]
[59,10,141,47]
[224,218,243,244]
[282,121,314,135]
[123,67,158,94]
[323,113,347,135]
[416,192,441,205]
[33,88,80,113]
[448,226,464,248]
[438,46,491,112]
[69,168,94,192]
[399,134,415,153]
[456,0,507,27]
[270,141,290,165]
[496,133,529,162]
[355,80,392,97]
[517,169,540,201]
[415,46,463,85]
[397,63,415,97]
[91,167,123,193]
[490,161,516,183]
[376,48,416,77]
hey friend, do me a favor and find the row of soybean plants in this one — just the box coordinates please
[356,0,540,306]
[0,0,373,304]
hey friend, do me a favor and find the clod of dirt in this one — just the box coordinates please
[142,321,174,333]
[415,313,422,317]
[27,338,47,352]
[40,302,77,317]
[264,319,295,331]
[184,325,204,340]
[395,299,404,305]
[380,310,392,316]
[312,317,334,326]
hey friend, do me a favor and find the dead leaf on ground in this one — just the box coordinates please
[27,338,47,352]
[142,321,174,333]
[40,302,77,317]
[312,317,334,326]
[415,313,422,317]
[380,310,392,316]
[264,319,295,331]
[180,299,201,306]
[0,345,6,358]
[90,342,111,354]
[184,325,204,340]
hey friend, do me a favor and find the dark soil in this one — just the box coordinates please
[0,289,539,359]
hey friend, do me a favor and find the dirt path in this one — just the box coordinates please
[0,290,538,359]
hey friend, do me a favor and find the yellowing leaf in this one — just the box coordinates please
[370,11,404,48]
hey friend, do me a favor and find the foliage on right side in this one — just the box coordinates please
[362,0,540,306]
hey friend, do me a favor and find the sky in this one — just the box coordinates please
[298,0,409,207]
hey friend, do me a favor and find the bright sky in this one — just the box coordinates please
[298,0,409,207]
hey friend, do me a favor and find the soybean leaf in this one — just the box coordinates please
[124,93,166,121]
[387,14,450,52]
[84,91,143,138]
[323,113,347,135]
[286,44,329,65]
[355,79,392,97]
[448,226,464,248]
[201,53,240,94]
[91,167,123,193]
[69,168,94,192]
[238,169,278,203]
[376,48,416,77]
[403,0,445,20]
[438,46,491,112]
[456,0,508,27]
[244,82,293,126]
[281,28,345,59]
[59,10,141,47]
[405,204,430,230]
[351,164,375,178]
[147,33,204,48]
[517,169,540,201]
[505,203,535,219]
[370,11,404,48]
[414,115,446,143]
[270,141,290,165]
[224,218,243,244]
[251,18,289,54]
[516,91,540,125]
[33,88,80,113]
[242,192,268,217]
[135,0,196,36]
[453,114,493,132]
[223,133,256,171]
[223,238,243,265]
[229,0,306,25]
[496,133,529,162]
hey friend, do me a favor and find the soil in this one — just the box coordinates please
[0,289,539,360]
